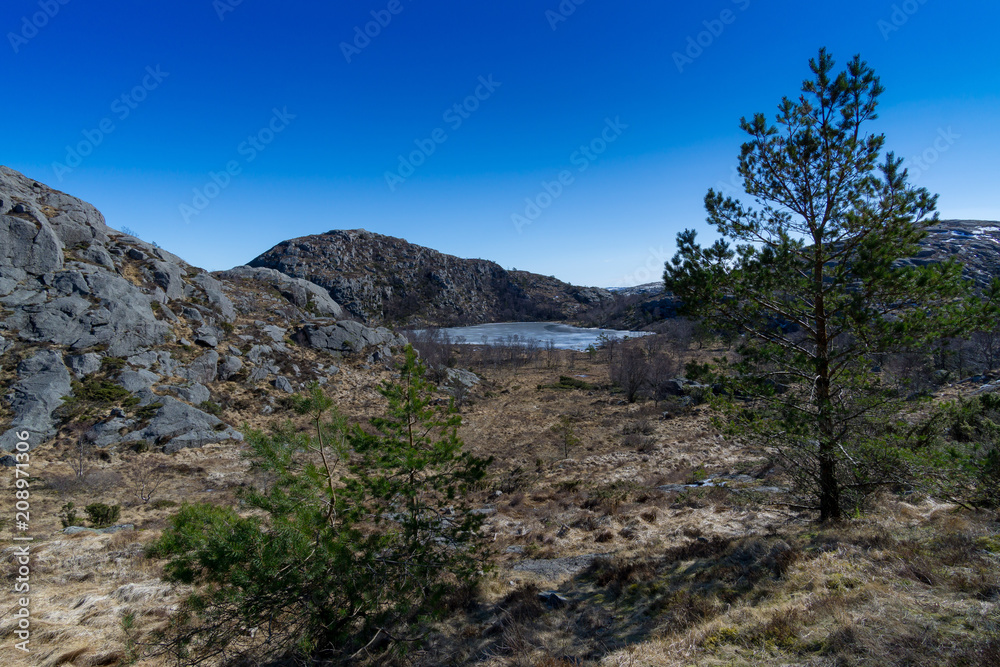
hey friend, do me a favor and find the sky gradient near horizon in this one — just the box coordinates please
[3,1,998,287]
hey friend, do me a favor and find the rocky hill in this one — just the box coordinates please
[897,219,1000,288]
[0,167,406,455]
[248,229,613,326]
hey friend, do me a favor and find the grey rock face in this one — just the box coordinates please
[2,165,112,249]
[194,327,219,348]
[7,269,170,356]
[248,229,613,325]
[444,368,480,389]
[571,287,613,305]
[219,265,344,318]
[192,273,237,323]
[134,397,242,453]
[296,320,406,358]
[66,353,102,378]
[0,214,64,276]
[126,350,177,376]
[16,295,91,343]
[0,286,46,307]
[117,369,160,393]
[248,366,271,382]
[182,351,219,384]
[194,334,219,347]
[0,273,21,297]
[151,245,185,266]
[152,260,185,300]
[218,355,243,380]
[897,220,1000,289]
[162,383,211,405]
[157,301,179,323]
[246,344,273,363]
[84,416,139,447]
[83,272,170,356]
[78,244,115,270]
[0,168,267,453]
[261,324,287,343]
[192,271,223,293]
[0,168,420,455]
[51,270,90,296]
[0,350,72,451]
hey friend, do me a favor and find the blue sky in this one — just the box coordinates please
[3,0,998,287]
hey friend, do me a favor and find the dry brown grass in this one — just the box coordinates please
[5,344,997,666]
[118,262,145,288]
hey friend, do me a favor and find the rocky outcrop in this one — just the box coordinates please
[248,229,612,326]
[132,397,243,454]
[295,320,407,363]
[5,267,171,356]
[218,265,344,318]
[894,220,1000,289]
[0,211,63,276]
[0,350,72,450]
[0,166,241,452]
[0,167,398,454]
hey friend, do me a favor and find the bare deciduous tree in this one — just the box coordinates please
[610,343,648,404]
[123,456,167,504]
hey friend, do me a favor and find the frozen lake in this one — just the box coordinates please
[415,322,652,351]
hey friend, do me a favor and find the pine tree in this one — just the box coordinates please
[664,49,998,521]
[149,346,491,663]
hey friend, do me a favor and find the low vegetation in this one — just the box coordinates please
[6,330,999,666]
[145,348,491,664]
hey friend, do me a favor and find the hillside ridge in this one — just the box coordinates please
[248,228,613,326]
[0,166,406,455]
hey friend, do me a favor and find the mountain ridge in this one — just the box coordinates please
[248,228,614,327]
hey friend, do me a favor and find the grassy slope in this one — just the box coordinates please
[1,347,997,666]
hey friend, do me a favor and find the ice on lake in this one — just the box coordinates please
[411,322,652,351]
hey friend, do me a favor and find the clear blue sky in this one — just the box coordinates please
[3,0,998,287]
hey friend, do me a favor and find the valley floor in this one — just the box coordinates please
[2,349,998,666]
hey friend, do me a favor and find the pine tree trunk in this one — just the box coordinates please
[818,436,841,521]
[815,248,841,522]
[816,364,840,521]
